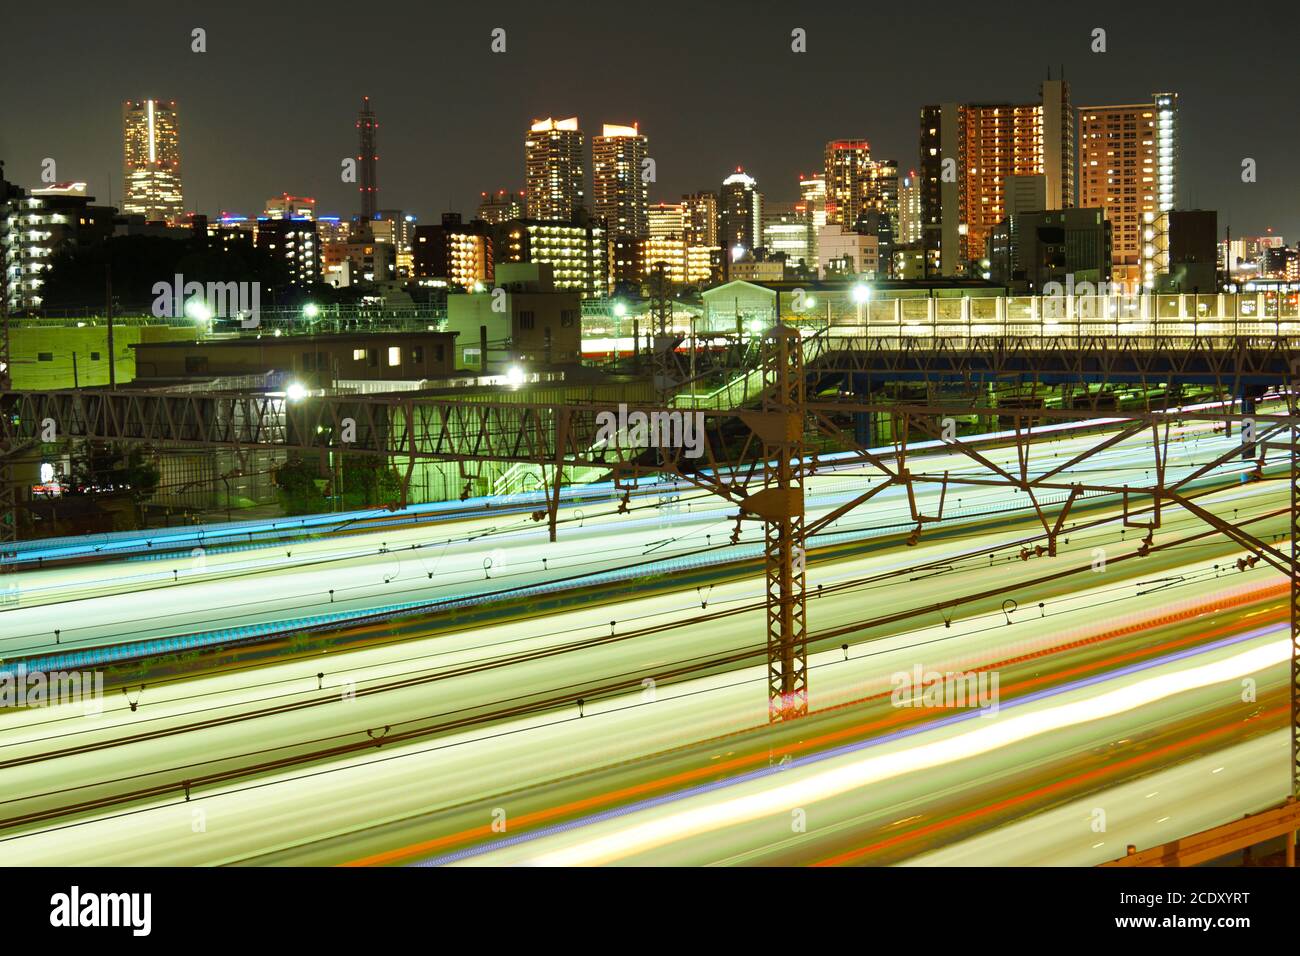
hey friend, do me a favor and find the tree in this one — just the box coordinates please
[64,441,160,527]
[338,456,403,509]
[273,457,327,515]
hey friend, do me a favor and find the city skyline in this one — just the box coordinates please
[0,2,1295,239]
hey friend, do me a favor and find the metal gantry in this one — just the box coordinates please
[1,329,1299,794]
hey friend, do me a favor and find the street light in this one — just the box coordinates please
[505,365,526,388]
[184,299,212,322]
[851,282,872,331]
[185,298,212,340]
[285,382,308,401]
[303,302,320,320]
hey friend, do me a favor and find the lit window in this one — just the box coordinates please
[388,346,401,366]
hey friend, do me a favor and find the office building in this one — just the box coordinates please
[122,98,184,222]
[762,201,813,271]
[721,169,762,257]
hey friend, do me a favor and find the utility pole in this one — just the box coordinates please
[105,264,116,389]
[0,159,17,553]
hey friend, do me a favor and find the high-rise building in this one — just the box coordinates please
[720,170,761,257]
[1078,92,1179,290]
[122,99,184,222]
[648,202,685,238]
[478,190,525,225]
[356,97,379,221]
[824,140,871,226]
[866,158,899,232]
[682,191,718,248]
[898,171,922,245]
[797,174,828,264]
[761,201,813,271]
[592,123,649,239]
[920,79,1075,275]
[525,117,585,221]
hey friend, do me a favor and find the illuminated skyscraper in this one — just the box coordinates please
[898,171,922,245]
[920,79,1074,275]
[797,174,828,264]
[1078,92,1179,290]
[720,170,761,257]
[592,123,648,283]
[525,117,585,220]
[867,159,899,226]
[592,123,649,238]
[122,99,184,222]
[823,139,871,225]
[356,97,379,221]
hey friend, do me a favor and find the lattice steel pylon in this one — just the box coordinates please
[1291,376,1300,797]
[740,325,809,721]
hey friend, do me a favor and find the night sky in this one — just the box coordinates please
[3,0,1297,240]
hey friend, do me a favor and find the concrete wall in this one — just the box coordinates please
[11,325,197,390]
